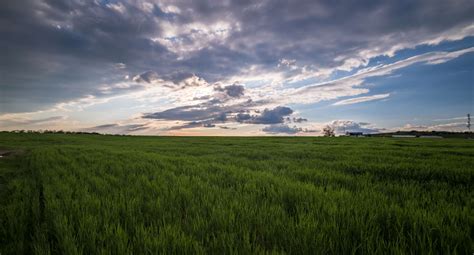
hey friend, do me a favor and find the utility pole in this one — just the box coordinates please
[468,113,471,132]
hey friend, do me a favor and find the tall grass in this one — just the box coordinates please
[0,133,472,254]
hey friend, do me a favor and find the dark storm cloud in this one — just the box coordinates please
[0,0,169,112]
[145,104,293,125]
[214,112,227,122]
[235,113,251,122]
[247,107,293,124]
[133,71,160,83]
[143,99,264,122]
[143,97,296,130]
[1,0,473,113]
[144,104,226,121]
[133,70,211,91]
[214,84,245,98]
[165,0,474,73]
[161,71,197,84]
[293,117,308,123]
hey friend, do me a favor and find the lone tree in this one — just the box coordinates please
[323,125,335,137]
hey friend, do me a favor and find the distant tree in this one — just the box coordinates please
[323,125,335,137]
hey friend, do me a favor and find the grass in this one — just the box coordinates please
[0,133,472,254]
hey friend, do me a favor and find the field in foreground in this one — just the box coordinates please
[0,133,472,254]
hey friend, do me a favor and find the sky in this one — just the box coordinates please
[0,0,473,136]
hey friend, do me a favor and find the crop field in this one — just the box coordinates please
[0,133,472,254]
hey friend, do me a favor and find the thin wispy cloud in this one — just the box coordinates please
[333,94,390,106]
[285,48,474,104]
[433,116,468,121]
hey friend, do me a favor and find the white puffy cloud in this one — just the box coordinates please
[262,124,301,134]
[329,120,382,134]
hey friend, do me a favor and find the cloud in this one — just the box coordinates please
[253,107,293,124]
[214,83,245,98]
[83,123,149,134]
[210,112,226,122]
[398,122,469,132]
[114,63,127,69]
[0,0,171,112]
[292,117,308,123]
[333,93,390,106]
[433,116,468,121]
[329,120,382,134]
[262,124,302,134]
[0,115,66,128]
[2,0,473,114]
[166,121,205,130]
[143,104,225,121]
[133,71,161,84]
[1,0,474,135]
[278,59,297,68]
[144,101,295,130]
[262,123,319,134]
[286,47,474,104]
[245,106,293,124]
[143,99,265,122]
[177,74,209,89]
[235,113,252,122]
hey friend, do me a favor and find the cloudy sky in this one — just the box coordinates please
[0,0,473,135]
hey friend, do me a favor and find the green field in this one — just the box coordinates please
[0,133,472,254]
